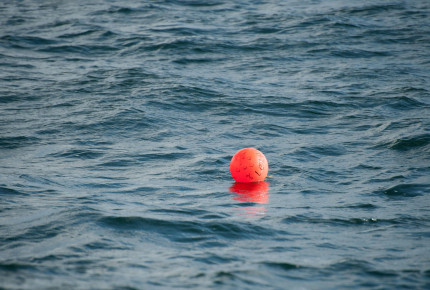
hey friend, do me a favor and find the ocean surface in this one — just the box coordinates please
[1,0,429,289]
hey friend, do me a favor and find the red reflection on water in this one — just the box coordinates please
[229,181,269,204]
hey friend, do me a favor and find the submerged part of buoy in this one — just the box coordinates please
[230,148,268,183]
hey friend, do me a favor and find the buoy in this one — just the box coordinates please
[230,148,268,183]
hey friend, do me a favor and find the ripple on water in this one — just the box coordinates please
[379,183,429,198]
[0,136,41,149]
[389,133,430,151]
[98,215,278,242]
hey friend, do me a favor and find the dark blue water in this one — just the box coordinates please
[1,0,430,288]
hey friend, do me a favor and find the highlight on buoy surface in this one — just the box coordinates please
[230,148,268,183]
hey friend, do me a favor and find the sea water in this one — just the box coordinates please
[1,0,429,288]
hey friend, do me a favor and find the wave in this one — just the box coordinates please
[0,136,40,149]
[282,215,403,227]
[98,215,276,241]
[36,44,119,55]
[389,134,430,151]
[0,35,57,48]
[49,148,104,160]
[0,262,36,272]
[327,259,398,277]
[261,261,302,271]
[378,183,429,198]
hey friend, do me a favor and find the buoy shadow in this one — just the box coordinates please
[229,181,270,216]
[229,181,270,204]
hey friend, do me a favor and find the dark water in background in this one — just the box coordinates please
[1,0,430,288]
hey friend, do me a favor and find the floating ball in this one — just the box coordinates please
[230,148,268,183]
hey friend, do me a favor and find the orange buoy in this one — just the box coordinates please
[230,148,268,183]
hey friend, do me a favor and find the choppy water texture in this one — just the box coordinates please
[1,0,430,289]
